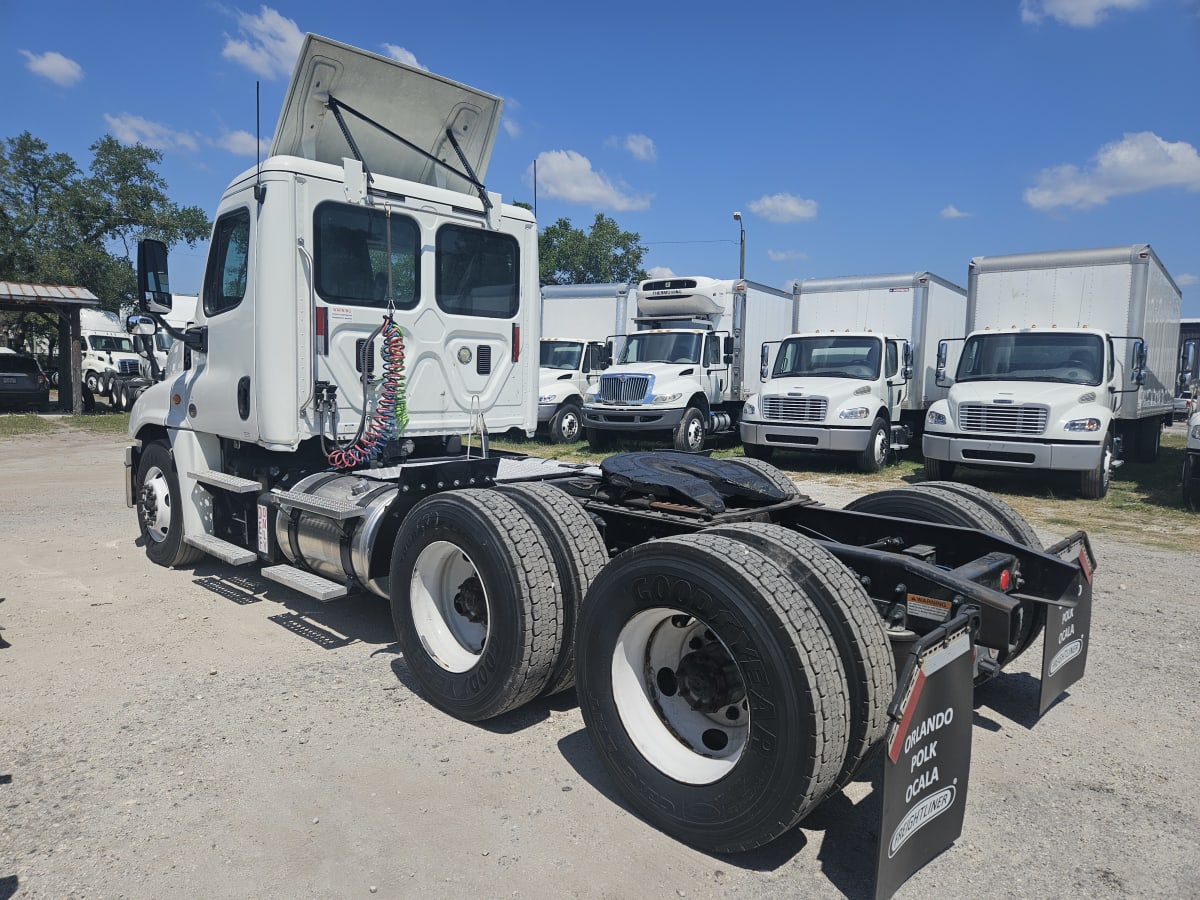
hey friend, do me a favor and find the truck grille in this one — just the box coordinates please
[598,374,651,403]
[958,403,1048,435]
[762,396,827,422]
[117,359,139,375]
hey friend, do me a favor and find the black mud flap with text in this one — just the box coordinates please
[1038,532,1095,715]
[875,614,975,900]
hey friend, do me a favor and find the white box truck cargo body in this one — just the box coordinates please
[923,244,1182,498]
[741,272,965,472]
[581,276,796,451]
[537,282,637,443]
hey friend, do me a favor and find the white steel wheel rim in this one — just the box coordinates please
[559,409,581,441]
[685,416,704,450]
[873,429,887,466]
[141,465,173,544]
[410,540,489,673]
[612,607,748,784]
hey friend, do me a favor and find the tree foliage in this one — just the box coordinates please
[0,131,210,349]
[538,213,648,285]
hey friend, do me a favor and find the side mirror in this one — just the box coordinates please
[137,239,172,314]
[934,340,949,386]
[126,315,157,336]
[1131,340,1148,386]
[602,341,613,368]
[723,336,734,356]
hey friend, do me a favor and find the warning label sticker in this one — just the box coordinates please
[907,593,952,622]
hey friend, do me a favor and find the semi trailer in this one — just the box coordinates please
[124,34,1094,898]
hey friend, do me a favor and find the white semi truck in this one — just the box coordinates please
[923,245,1181,499]
[79,308,143,396]
[741,272,966,472]
[1183,409,1200,508]
[581,276,795,451]
[123,34,1095,890]
[537,282,636,443]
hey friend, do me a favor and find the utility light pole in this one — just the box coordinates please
[733,211,745,280]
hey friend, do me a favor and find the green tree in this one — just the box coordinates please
[538,213,648,285]
[0,131,209,353]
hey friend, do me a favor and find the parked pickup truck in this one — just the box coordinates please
[1174,390,1194,423]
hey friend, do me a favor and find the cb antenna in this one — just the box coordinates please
[254,80,267,204]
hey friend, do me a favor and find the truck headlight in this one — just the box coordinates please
[927,410,947,426]
[1064,418,1102,432]
[538,393,556,403]
[839,407,869,420]
[744,400,756,416]
[1191,423,1200,440]
[585,389,600,401]
[651,392,682,404]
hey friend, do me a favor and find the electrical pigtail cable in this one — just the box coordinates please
[325,311,408,470]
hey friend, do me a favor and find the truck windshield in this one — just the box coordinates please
[88,335,135,353]
[540,340,583,370]
[957,333,1104,385]
[773,335,882,379]
[619,332,701,365]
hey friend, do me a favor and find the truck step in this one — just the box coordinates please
[273,489,365,520]
[261,565,348,602]
[189,470,262,494]
[184,534,258,566]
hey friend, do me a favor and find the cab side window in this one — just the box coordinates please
[886,343,899,377]
[204,208,251,316]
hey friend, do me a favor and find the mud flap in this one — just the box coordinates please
[1038,531,1095,716]
[875,613,976,900]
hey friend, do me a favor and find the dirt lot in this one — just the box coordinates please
[2,427,1198,899]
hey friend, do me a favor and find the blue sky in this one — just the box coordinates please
[4,0,1199,316]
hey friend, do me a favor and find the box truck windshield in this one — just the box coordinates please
[957,332,1104,386]
[774,335,883,380]
[541,340,584,370]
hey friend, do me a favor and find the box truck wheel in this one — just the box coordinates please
[585,427,611,451]
[1183,454,1200,508]
[496,482,608,696]
[673,407,707,453]
[389,489,561,721]
[922,456,955,480]
[1079,434,1113,500]
[704,523,894,789]
[1134,417,1161,464]
[548,402,582,444]
[855,417,890,473]
[574,532,849,853]
[135,440,204,568]
[742,442,774,462]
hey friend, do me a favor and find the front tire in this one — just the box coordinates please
[1182,454,1200,508]
[84,370,101,394]
[673,407,707,453]
[855,417,889,473]
[548,402,582,444]
[389,490,562,721]
[136,440,203,568]
[923,455,955,480]
[575,532,849,853]
[1079,433,1113,499]
[585,427,611,451]
[742,442,774,462]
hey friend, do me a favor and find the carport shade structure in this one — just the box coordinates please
[0,282,100,414]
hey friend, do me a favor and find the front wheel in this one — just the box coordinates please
[136,440,203,568]
[84,370,101,394]
[575,532,849,853]
[855,417,889,473]
[1079,434,1113,499]
[548,402,582,444]
[673,407,706,453]
[742,442,774,462]
[923,455,955,480]
[585,427,611,451]
[1182,454,1200,508]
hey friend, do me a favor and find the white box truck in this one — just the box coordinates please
[537,282,636,443]
[120,35,1095,883]
[1183,409,1200,508]
[741,272,966,472]
[923,244,1182,498]
[581,276,796,451]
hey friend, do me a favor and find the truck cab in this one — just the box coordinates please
[537,337,606,443]
[741,331,912,472]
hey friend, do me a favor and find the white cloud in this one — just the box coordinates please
[1177,273,1199,287]
[222,6,304,79]
[747,192,818,223]
[104,113,199,152]
[1020,0,1147,27]
[1024,131,1200,210]
[767,249,809,262]
[623,134,657,162]
[217,129,269,156]
[940,204,973,219]
[19,50,83,87]
[382,43,427,71]
[647,266,676,279]
[501,97,521,139]
[529,150,650,211]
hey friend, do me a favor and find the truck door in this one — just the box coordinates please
[184,198,259,441]
[885,339,905,420]
[703,333,725,404]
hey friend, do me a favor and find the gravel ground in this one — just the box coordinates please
[1,429,1198,899]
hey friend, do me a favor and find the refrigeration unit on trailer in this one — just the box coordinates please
[581,276,795,451]
[122,34,1096,899]
[741,272,966,472]
[537,282,637,443]
[922,245,1181,498]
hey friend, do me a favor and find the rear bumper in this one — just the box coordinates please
[923,433,1103,471]
[740,419,870,452]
